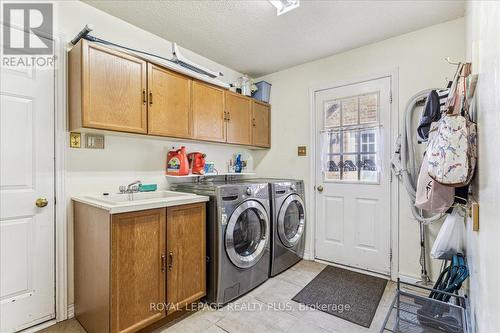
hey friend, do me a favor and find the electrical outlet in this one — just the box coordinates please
[85,134,105,149]
[70,132,81,148]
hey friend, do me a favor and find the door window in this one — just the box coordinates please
[322,92,381,183]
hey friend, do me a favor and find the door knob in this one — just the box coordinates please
[317,185,324,193]
[36,197,48,207]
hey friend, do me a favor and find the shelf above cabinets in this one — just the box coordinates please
[69,40,271,149]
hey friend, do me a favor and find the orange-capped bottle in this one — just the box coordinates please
[166,146,190,176]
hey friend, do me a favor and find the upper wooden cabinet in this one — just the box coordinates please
[69,39,148,134]
[225,91,253,145]
[68,40,270,148]
[166,203,206,315]
[252,101,271,148]
[147,64,192,138]
[111,208,166,333]
[191,81,226,142]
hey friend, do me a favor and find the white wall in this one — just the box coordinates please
[253,18,465,281]
[54,1,253,305]
[465,1,500,331]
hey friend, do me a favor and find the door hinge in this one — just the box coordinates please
[389,91,393,104]
[389,248,393,262]
[389,172,393,183]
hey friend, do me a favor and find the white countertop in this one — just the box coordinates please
[72,190,209,214]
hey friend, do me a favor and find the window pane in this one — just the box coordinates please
[325,155,341,180]
[341,97,358,126]
[324,100,341,128]
[360,154,378,182]
[341,154,358,181]
[329,132,341,154]
[359,93,378,124]
[343,131,358,153]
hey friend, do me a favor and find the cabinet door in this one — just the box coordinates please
[148,64,192,138]
[82,41,147,133]
[166,203,206,315]
[225,92,252,145]
[111,209,166,333]
[252,101,271,148]
[192,81,226,142]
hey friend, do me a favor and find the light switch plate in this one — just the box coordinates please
[70,132,81,148]
[85,134,105,149]
[298,146,307,156]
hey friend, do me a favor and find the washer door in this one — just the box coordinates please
[225,200,269,269]
[277,194,305,248]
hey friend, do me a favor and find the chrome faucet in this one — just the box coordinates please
[119,180,142,194]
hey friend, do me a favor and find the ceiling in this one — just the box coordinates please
[83,0,465,77]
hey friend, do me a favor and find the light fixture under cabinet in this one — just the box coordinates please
[269,0,300,16]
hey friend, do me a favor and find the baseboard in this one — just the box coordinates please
[302,251,313,261]
[67,304,75,319]
[19,319,57,333]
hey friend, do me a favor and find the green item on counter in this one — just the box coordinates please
[139,184,157,192]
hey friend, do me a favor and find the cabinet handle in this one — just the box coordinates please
[142,89,146,105]
[168,251,174,271]
[149,91,153,106]
[227,111,231,121]
[252,118,256,127]
[161,254,166,272]
[223,111,227,121]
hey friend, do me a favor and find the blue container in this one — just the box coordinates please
[252,81,272,103]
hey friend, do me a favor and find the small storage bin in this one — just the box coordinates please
[252,81,272,103]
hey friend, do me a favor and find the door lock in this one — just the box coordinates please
[36,197,48,207]
[317,185,324,193]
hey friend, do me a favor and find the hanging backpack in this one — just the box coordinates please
[426,64,477,186]
[415,154,454,213]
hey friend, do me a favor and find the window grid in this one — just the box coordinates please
[324,91,380,182]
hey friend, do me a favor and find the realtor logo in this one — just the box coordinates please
[3,3,53,55]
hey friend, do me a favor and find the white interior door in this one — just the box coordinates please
[314,76,392,275]
[0,52,55,330]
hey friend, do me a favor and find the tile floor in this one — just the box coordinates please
[42,260,396,333]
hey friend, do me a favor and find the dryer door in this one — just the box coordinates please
[225,200,269,269]
[277,194,305,248]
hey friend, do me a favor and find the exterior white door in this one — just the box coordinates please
[0,54,55,330]
[314,76,392,275]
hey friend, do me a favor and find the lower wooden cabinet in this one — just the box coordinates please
[74,202,207,333]
[111,208,166,333]
[166,203,206,315]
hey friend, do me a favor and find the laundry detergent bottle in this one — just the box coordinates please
[166,146,189,176]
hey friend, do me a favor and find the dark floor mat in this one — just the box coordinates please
[292,265,387,328]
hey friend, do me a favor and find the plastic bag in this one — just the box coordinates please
[430,208,465,260]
